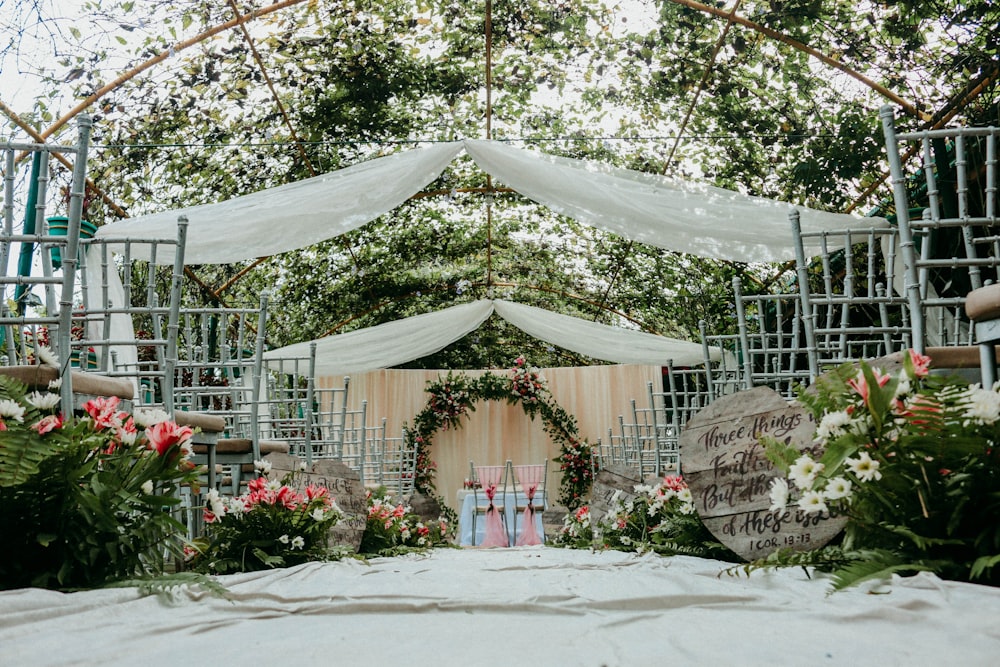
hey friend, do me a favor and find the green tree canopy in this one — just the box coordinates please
[2,0,997,368]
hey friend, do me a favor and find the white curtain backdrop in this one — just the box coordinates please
[264,299,721,375]
[96,140,887,265]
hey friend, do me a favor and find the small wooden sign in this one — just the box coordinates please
[266,453,368,553]
[588,463,643,526]
[678,386,846,561]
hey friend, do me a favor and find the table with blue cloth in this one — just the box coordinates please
[457,489,547,546]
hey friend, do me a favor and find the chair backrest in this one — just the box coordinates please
[470,461,509,494]
[335,399,369,479]
[733,275,810,398]
[258,341,317,462]
[790,209,912,378]
[171,292,269,457]
[73,216,188,408]
[510,461,547,501]
[377,425,417,500]
[882,105,1000,352]
[310,376,351,459]
[1,115,93,414]
[698,320,742,400]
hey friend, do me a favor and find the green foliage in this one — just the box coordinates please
[189,467,345,575]
[0,377,203,590]
[762,351,1000,589]
[4,1,998,368]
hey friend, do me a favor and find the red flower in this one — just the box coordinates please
[145,420,194,456]
[847,369,891,406]
[305,484,331,505]
[32,414,63,435]
[83,395,123,430]
[909,349,932,378]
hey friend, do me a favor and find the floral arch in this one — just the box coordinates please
[404,358,593,509]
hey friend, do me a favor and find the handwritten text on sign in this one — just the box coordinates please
[266,453,367,552]
[679,386,845,561]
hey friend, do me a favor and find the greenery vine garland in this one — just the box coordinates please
[404,357,593,509]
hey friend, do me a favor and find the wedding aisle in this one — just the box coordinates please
[2,546,999,666]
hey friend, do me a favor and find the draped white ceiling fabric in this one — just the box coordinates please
[97,141,885,372]
[95,142,464,264]
[463,140,886,262]
[97,140,887,265]
[264,299,720,375]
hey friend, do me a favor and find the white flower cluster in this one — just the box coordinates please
[770,451,881,514]
[962,384,1000,425]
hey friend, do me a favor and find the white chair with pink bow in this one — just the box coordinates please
[508,460,547,546]
[469,461,511,547]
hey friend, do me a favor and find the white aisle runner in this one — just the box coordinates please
[2,547,999,666]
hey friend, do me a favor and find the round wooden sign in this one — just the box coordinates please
[678,386,847,561]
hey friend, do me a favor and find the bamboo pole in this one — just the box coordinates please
[664,0,931,121]
[15,0,310,146]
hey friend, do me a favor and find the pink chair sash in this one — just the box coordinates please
[480,482,509,547]
[514,465,545,546]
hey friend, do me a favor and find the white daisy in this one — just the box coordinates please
[290,536,305,550]
[823,476,853,501]
[768,477,790,511]
[254,459,272,475]
[788,455,824,490]
[36,346,59,368]
[132,407,169,427]
[815,410,852,442]
[845,451,883,482]
[25,391,61,411]
[798,490,829,514]
[963,385,1000,425]
[0,399,26,422]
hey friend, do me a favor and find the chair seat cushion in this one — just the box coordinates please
[966,283,1000,322]
[192,438,290,455]
[173,409,226,433]
[0,366,134,400]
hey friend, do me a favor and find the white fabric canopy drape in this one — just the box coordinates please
[97,140,887,265]
[463,140,884,262]
[95,142,463,264]
[264,299,720,375]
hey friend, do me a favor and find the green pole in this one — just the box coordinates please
[13,152,43,315]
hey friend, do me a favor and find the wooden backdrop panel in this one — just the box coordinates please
[318,364,661,514]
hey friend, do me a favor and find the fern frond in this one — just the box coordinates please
[0,428,62,487]
[969,554,1000,581]
[827,549,933,591]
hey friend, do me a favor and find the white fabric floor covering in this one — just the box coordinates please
[3,547,999,666]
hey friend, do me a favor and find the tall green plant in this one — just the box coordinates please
[0,377,202,590]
